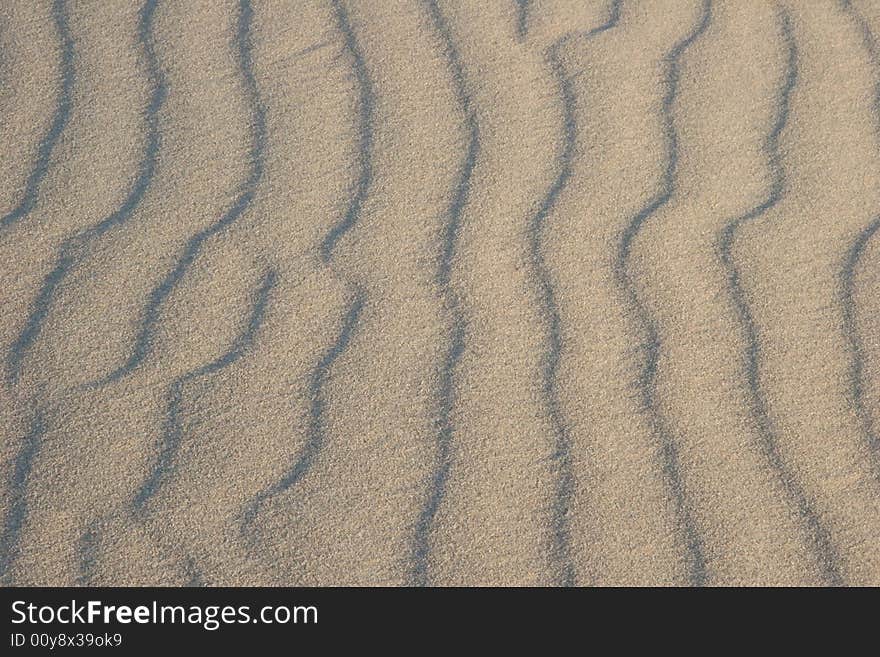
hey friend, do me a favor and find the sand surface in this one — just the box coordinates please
[1,0,880,586]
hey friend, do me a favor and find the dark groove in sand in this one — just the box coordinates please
[0,408,46,584]
[74,519,99,586]
[241,295,364,529]
[529,0,622,588]
[183,556,206,587]
[95,0,266,386]
[133,268,277,513]
[716,6,843,585]
[514,0,529,40]
[409,0,479,587]
[240,0,372,540]
[319,2,374,263]
[131,268,276,582]
[612,0,711,586]
[839,0,880,482]
[6,0,167,386]
[0,0,73,233]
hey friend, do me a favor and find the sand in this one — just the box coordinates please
[1,0,879,586]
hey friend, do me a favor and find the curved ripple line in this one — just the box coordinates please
[132,267,277,513]
[74,519,99,586]
[6,0,167,386]
[839,0,880,482]
[95,0,266,386]
[319,0,374,263]
[241,294,364,528]
[407,0,480,587]
[716,6,842,585]
[183,556,206,587]
[612,0,712,586]
[530,0,622,589]
[240,0,372,537]
[0,0,73,233]
[0,408,46,584]
[515,0,529,40]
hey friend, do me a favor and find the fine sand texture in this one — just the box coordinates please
[1,0,880,586]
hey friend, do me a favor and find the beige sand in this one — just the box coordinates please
[1,0,879,586]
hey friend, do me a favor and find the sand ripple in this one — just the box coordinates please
[1,0,879,586]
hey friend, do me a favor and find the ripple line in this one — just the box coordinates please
[74,519,99,586]
[839,0,880,483]
[0,407,46,584]
[716,5,843,585]
[612,0,712,586]
[241,293,364,529]
[240,0,372,539]
[6,0,167,386]
[0,0,73,233]
[319,1,374,263]
[95,0,266,386]
[408,0,480,587]
[515,0,529,40]
[132,267,277,513]
[529,0,623,589]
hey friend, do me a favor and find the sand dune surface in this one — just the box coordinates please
[2,0,880,586]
